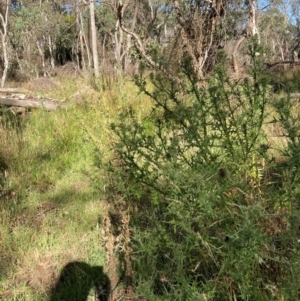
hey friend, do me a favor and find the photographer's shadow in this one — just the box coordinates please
[50,261,110,301]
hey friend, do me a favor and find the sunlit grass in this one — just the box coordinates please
[0,76,147,300]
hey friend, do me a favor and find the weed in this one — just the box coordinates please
[110,42,300,300]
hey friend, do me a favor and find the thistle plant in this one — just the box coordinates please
[109,40,300,301]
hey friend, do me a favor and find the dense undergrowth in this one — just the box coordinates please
[1,47,300,301]
[110,48,300,300]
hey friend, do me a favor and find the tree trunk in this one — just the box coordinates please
[0,97,66,110]
[36,38,46,77]
[247,0,260,40]
[76,2,89,72]
[48,35,55,69]
[232,0,260,74]
[1,32,9,88]
[80,10,92,69]
[0,0,10,88]
[124,1,138,74]
[113,19,123,74]
[79,29,86,71]
[232,36,246,74]
[90,0,99,78]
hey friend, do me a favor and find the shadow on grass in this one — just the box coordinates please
[50,261,110,301]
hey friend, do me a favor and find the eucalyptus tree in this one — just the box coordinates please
[94,3,115,70]
[89,0,99,77]
[9,0,77,78]
[104,0,172,75]
[256,0,299,66]
[230,0,262,74]
[75,0,91,71]
[0,0,10,87]
[259,6,293,62]
[171,0,230,78]
[67,0,100,78]
[290,0,300,58]
[117,0,241,79]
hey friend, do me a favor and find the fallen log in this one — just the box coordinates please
[290,93,300,98]
[0,97,66,111]
[264,61,300,69]
[0,88,29,93]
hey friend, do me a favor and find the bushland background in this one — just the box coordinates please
[1,1,300,300]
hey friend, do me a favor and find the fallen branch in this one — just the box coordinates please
[264,61,300,69]
[0,88,28,93]
[290,93,300,98]
[0,97,66,111]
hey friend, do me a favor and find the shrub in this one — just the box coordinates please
[109,43,300,300]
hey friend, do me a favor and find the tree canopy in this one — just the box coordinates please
[0,0,299,85]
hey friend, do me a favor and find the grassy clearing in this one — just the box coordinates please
[0,76,149,300]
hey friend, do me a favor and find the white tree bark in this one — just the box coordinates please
[0,0,10,88]
[80,9,92,68]
[48,35,55,69]
[232,0,260,74]
[124,1,138,73]
[36,38,46,77]
[89,0,99,78]
[247,0,259,38]
[113,19,123,72]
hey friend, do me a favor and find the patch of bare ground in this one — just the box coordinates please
[16,255,57,292]
[70,179,91,193]
[8,202,58,229]
[27,77,59,92]
[51,62,80,78]
[0,252,75,299]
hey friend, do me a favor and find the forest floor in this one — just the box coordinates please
[0,75,148,301]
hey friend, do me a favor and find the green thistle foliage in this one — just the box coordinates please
[110,41,300,301]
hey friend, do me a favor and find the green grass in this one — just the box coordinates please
[0,76,145,300]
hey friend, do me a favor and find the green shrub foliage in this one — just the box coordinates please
[110,44,300,301]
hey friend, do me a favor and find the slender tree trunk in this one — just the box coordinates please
[76,3,87,72]
[79,10,91,69]
[113,19,123,74]
[1,32,9,88]
[48,35,55,69]
[124,1,138,73]
[0,0,10,88]
[232,36,246,74]
[90,0,99,78]
[15,52,23,73]
[232,0,260,73]
[247,0,259,38]
[102,33,107,66]
[79,30,86,70]
[36,38,46,77]
[279,42,285,61]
